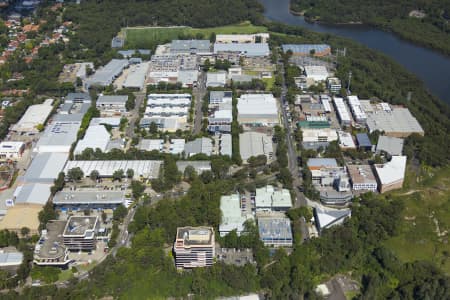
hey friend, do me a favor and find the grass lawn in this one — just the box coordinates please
[262,76,275,91]
[123,21,268,49]
[58,269,74,282]
[384,166,450,274]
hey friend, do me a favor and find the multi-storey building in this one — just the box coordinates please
[174,227,215,269]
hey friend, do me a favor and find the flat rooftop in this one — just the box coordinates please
[176,226,214,246]
[258,217,292,242]
[366,107,424,136]
[347,165,377,184]
[63,216,98,237]
[34,220,67,260]
[53,190,125,205]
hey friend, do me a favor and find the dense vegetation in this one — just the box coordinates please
[290,0,450,55]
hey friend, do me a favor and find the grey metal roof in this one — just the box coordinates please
[376,136,404,156]
[53,190,125,205]
[307,158,338,168]
[97,95,128,105]
[66,92,91,103]
[184,138,213,156]
[213,43,270,57]
[356,133,372,147]
[87,59,129,86]
[258,217,292,243]
[282,44,330,54]
[35,121,81,148]
[23,152,69,182]
[170,40,210,52]
[15,183,52,205]
[210,91,232,103]
[0,251,23,266]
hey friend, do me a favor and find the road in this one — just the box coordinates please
[125,92,145,140]
[277,57,310,240]
[193,71,207,134]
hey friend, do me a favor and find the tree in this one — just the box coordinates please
[183,165,197,182]
[112,169,124,181]
[90,170,100,181]
[131,180,145,199]
[20,227,30,237]
[113,204,127,222]
[38,202,58,230]
[67,167,84,182]
[126,168,134,179]
[125,96,135,111]
[149,122,158,134]
[101,211,107,224]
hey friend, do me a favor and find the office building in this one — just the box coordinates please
[374,156,407,193]
[319,190,353,206]
[237,94,279,126]
[219,194,253,237]
[0,141,25,160]
[347,165,378,192]
[239,132,273,163]
[209,91,232,106]
[53,190,126,210]
[258,217,293,247]
[63,216,99,251]
[356,133,372,151]
[208,109,232,133]
[174,227,215,268]
[33,220,70,267]
[255,185,292,212]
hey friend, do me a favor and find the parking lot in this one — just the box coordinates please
[216,247,255,266]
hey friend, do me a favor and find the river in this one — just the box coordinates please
[259,0,450,105]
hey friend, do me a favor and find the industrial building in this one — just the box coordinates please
[303,65,329,82]
[239,132,273,163]
[64,160,163,179]
[33,120,81,153]
[65,92,91,103]
[169,139,185,154]
[281,44,331,57]
[176,161,211,174]
[213,43,270,57]
[215,33,270,44]
[219,133,232,157]
[208,109,232,133]
[347,165,378,192]
[255,185,292,212]
[320,94,332,112]
[53,190,127,210]
[33,220,70,267]
[74,125,111,155]
[96,95,128,114]
[147,93,192,108]
[13,183,52,206]
[138,139,164,152]
[11,99,53,134]
[209,91,232,106]
[327,77,341,93]
[302,128,338,150]
[0,141,25,160]
[63,216,99,251]
[337,131,356,149]
[184,137,213,157]
[376,136,404,156]
[90,117,121,128]
[178,69,199,88]
[85,59,129,88]
[0,204,42,236]
[219,194,253,237]
[174,226,215,268]
[356,133,372,151]
[257,217,293,247]
[0,249,23,271]
[170,40,211,55]
[122,62,150,90]
[374,156,407,193]
[314,207,351,233]
[366,107,424,138]
[237,94,279,126]
[307,158,338,170]
[22,152,69,183]
[333,97,351,125]
[206,71,227,87]
[347,96,367,124]
[140,117,182,132]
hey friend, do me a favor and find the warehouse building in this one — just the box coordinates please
[302,128,338,150]
[74,125,111,155]
[34,220,70,267]
[65,93,91,103]
[314,207,351,234]
[213,43,270,57]
[239,132,273,163]
[237,94,279,126]
[138,139,164,152]
[64,160,163,179]
[320,94,332,112]
[170,40,211,55]
[178,69,199,88]
[169,139,185,155]
[63,216,99,251]
[281,44,331,57]
[356,133,372,151]
[374,156,407,193]
[0,141,25,160]
[347,95,367,124]
[90,117,121,128]
[174,226,215,269]
[53,190,126,210]
[215,33,270,44]
[22,152,69,183]
[376,136,404,156]
[337,131,356,149]
[219,194,253,237]
[209,91,232,106]
[219,133,232,157]
[366,107,424,138]
[96,95,128,114]
[11,99,53,134]
[122,62,150,90]
[13,183,52,206]
[208,109,232,133]
[140,117,182,132]
[147,93,192,107]
[333,97,351,125]
[184,137,213,157]
[258,217,293,247]
[33,120,81,153]
[255,185,292,212]
[303,65,329,82]
[176,161,211,174]
[85,59,129,88]
[206,71,227,87]
[347,165,378,192]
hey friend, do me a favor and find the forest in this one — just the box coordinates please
[290,0,450,55]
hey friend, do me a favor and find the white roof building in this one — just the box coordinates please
[138,139,164,152]
[255,185,292,212]
[337,131,356,149]
[0,250,23,267]
[374,156,407,193]
[239,132,273,163]
[11,99,53,133]
[219,194,253,237]
[34,120,81,153]
[219,134,232,157]
[184,137,213,157]
[64,160,163,179]
[302,128,338,143]
[170,139,185,154]
[215,33,270,44]
[333,97,351,125]
[0,141,25,159]
[213,43,270,57]
[237,94,279,126]
[74,125,111,155]
[347,95,367,123]
[376,136,404,156]
[314,207,351,233]
[366,107,424,138]
[22,152,69,183]
[14,183,52,206]
[122,62,150,90]
[304,65,329,81]
[206,71,227,87]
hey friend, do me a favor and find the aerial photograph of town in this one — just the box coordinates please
[0,0,448,299]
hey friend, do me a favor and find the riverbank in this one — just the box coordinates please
[289,3,450,57]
